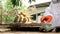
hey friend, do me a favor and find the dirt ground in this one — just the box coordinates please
[0,28,60,34]
[0,31,60,34]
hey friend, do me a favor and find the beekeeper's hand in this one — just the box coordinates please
[40,15,52,23]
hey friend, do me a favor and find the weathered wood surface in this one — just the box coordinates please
[0,23,51,28]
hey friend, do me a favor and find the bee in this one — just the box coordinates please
[14,12,30,23]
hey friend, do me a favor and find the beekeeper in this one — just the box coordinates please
[40,0,60,32]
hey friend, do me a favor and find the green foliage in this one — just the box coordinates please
[4,0,13,11]
[29,0,36,4]
[2,15,15,23]
[4,0,36,11]
[1,0,36,23]
[11,0,21,7]
[4,0,23,11]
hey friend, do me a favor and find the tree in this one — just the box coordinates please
[29,0,36,4]
[4,0,13,11]
[11,0,22,7]
[11,0,36,7]
[1,0,36,23]
[3,0,36,11]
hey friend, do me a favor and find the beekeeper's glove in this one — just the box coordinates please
[40,15,52,23]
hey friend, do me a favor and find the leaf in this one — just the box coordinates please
[11,0,16,7]
[11,0,22,7]
[32,0,35,2]
[29,0,36,4]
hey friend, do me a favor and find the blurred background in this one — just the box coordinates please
[0,0,51,24]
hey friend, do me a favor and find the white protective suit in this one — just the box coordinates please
[44,0,60,27]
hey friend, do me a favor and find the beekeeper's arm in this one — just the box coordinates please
[40,7,53,23]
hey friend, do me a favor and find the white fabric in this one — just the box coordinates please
[44,0,60,27]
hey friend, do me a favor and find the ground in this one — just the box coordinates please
[0,31,60,34]
[0,28,60,34]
